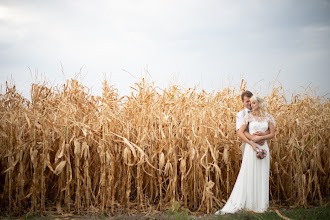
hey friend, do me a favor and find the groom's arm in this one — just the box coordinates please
[251,130,268,145]
[242,131,267,146]
[253,130,270,136]
[252,123,275,142]
[243,131,254,140]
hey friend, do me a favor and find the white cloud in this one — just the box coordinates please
[0,0,329,99]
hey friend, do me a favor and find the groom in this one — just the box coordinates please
[236,91,269,156]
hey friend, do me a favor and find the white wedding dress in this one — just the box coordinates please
[216,113,275,215]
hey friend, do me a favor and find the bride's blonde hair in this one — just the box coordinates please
[250,95,266,115]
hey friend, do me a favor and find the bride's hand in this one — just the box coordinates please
[252,136,263,143]
[251,144,258,152]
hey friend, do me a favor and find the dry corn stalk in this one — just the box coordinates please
[0,78,328,215]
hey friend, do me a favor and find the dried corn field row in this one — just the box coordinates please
[0,79,329,214]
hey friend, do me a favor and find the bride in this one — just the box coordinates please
[216,96,276,215]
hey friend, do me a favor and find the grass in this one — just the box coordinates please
[165,200,193,220]
[216,205,330,220]
[0,205,329,219]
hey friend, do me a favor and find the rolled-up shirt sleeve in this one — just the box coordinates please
[236,111,243,131]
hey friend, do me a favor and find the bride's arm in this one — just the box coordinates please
[252,122,275,142]
[238,124,258,152]
[244,131,254,140]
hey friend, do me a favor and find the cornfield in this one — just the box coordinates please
[0,79,329,215]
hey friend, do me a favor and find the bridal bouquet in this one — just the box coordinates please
[256,148,267,159]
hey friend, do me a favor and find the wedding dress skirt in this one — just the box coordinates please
[216,120,270,214]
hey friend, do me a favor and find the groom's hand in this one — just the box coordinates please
[252,136,266,146]
[253,131,266,136]
[253,131,267,145]
[256,139,266,146]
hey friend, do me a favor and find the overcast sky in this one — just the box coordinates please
[0,0,329,99]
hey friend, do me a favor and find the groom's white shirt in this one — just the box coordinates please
[236,108,251,156]
[236,108,251,131]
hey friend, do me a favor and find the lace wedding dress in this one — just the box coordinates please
[216,112,275,215]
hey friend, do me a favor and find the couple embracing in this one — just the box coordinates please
[216,91,276,215]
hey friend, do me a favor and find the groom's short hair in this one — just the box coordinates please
[241,91,253,101]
